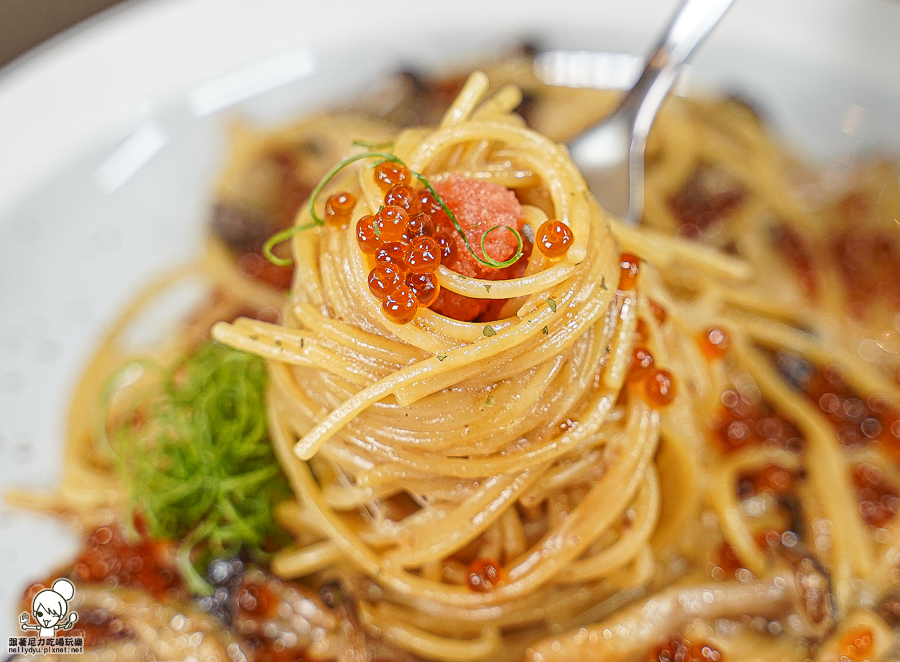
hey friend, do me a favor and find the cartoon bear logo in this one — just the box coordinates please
[19,578,79,637]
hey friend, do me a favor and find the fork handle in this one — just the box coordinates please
[616,0,735,222]
[620,0,736,123]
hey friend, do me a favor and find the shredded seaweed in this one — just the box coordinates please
[107,341,290,595]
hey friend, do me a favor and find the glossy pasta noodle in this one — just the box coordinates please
[11,62,900,662]
[213,71,661,660]
[208,70,899,660]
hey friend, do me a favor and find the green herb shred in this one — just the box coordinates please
[108,341,290,594]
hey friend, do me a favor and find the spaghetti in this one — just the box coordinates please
[12,55,900,662]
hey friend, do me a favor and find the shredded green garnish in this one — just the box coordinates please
[483,325,497,337]
[542,326,549,335]
[263,148,525,270]
[437,355,448,362]
[352,139,395,150]
[263,150,401,265]
[547,298,558,312]
[106,341,290,595]
[485,395,495,407]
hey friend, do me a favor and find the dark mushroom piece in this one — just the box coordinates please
[526,546,835,662]
[877,586,900,629]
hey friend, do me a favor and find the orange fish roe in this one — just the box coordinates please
[699,326,732,359]
[649,299,667,325]
[465,558,506,593]
[417,187,445,219]
[644,368,676,407]
[626,347,676,407]
[431,174,525,278]
[627,346,676,407]
[618,252,640,290]
[355,215,380,253]
[434,230,457,264]
[830,225,900,319]
[384,184,421,214]
[713,541,744,579]
[535,219,574,258]
[405,212,434,240]
[72,526,183,600]
[382,284,419,324]
[324,191,356,227]
[374,161,410,191]
[357,167,530,325]
[838,625,874,662]
[407,236,440,273]
[374,205,409,241]
[356,171,448,324]
[375,240,412,274]
[406,272,440,307]
[368,264,403,300]
[628,346,655,383]
[429,174,528,321]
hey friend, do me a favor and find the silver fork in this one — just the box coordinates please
[568,0,736,224]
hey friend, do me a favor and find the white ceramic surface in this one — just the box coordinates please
[1,0,899,639]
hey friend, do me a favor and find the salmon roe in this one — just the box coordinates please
[376,240,412,275]
[466,558,506,593]
[383,284,419,324]
[356,215,380,253]
[408,236,441,273]
[434,231,457,264]
[356,167,459,325]
[839,625,874,662]
[368,264,403,299]
[324,191,356,227]
[418,188,445,217]
[407,272,441,307]
[711,388,804,454]
[853,463,899,528]
[644,368,676,407]
[405,212,434,240]
[628,346,655,382]
[375,205,409,241]
[535,219,574,259]
[374,161,410,191]
[627,346,676,408]
[385,184,421,214]
[741,464,796,497]
[699,326,732,359]
[618,253,640,290]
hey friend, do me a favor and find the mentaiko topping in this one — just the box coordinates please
[356,168,532,323]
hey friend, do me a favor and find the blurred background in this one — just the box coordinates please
[0,0,127,69]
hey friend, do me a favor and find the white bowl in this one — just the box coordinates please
[1,0,899,635]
